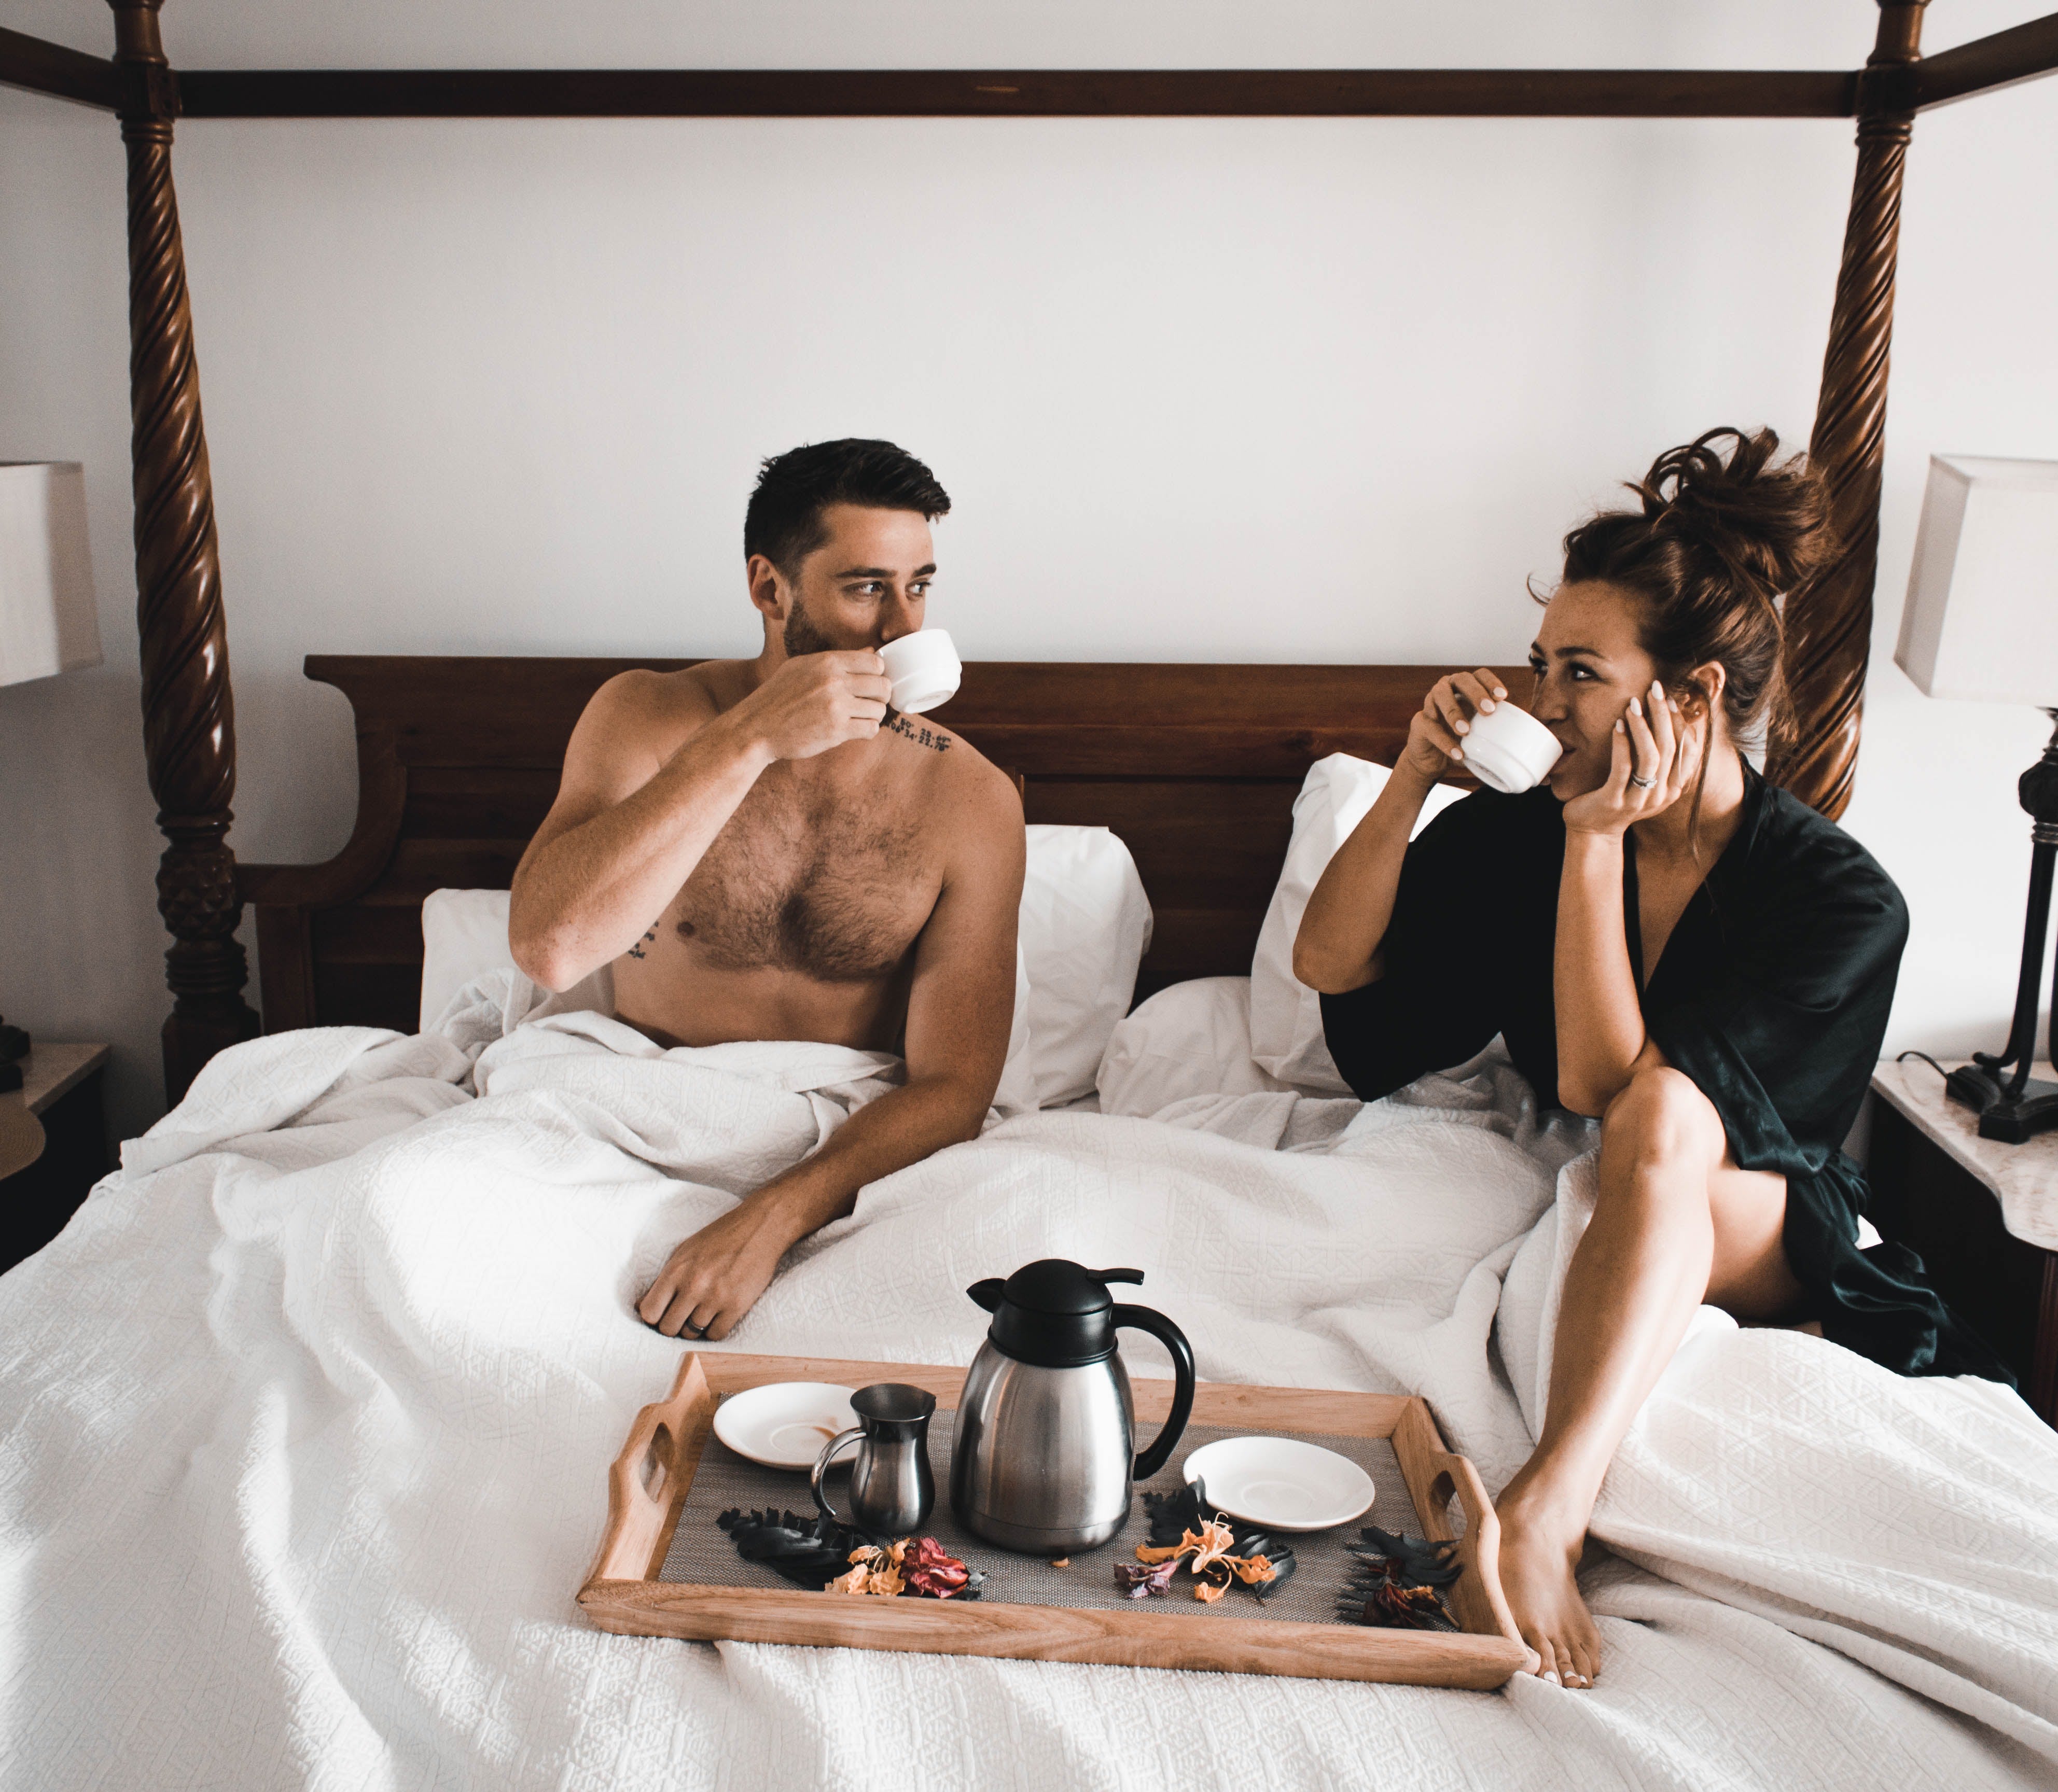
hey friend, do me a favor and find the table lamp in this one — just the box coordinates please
[0,460,102,1067]
[1896,452,2058,1142]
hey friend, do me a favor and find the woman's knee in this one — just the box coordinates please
[1600,1066,1723,1171]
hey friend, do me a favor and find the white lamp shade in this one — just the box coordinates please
[0,463,102,689]
[1896,454,2058,705]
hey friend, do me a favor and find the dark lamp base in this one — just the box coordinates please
[1945,1063,2058,1144]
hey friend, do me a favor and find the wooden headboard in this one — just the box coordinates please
[237,657,1529,1035]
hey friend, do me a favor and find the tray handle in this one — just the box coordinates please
[1425,1445,1537,1673]
[586,1351,713,1586]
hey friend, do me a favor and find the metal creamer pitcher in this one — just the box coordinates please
[811,1383,936,1536]
[949,1259,1196,1555]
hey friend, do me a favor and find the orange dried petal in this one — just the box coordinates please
[1229,1554,1277,1585]
[1135,1543,1185,1564]
[1193,1578,1228,1603]
[1186,1520,1237,1575]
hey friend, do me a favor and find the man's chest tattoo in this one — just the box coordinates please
[626,925,658,960]
[885,715,951,752]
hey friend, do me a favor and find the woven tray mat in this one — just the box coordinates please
[661,1406,1442,1626]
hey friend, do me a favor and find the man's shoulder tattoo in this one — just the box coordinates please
[884,713,952,753]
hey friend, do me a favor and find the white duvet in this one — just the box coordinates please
[2,976,2055,1791]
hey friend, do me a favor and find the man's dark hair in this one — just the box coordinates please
[744,439,951,576]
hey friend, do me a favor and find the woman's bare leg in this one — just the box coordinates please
[1496,1065,1800,1686]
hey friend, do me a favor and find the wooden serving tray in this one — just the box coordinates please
[578,1351,1532,1688]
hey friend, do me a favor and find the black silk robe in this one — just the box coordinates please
[1319,761,2010,1382]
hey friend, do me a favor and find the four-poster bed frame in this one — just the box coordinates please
[3,1,2056,1100]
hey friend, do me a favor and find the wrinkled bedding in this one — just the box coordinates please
[2,975,2054,1791]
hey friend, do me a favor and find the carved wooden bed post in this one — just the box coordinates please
[109,0,260,1101]
[1769,0,1929,820]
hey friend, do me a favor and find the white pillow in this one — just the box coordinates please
[991,950,1038,1117]
[1019,824,1153,1108]
[420,889,542,1028]
[1248,754,1467,1095]
[1096,976,1284,1118]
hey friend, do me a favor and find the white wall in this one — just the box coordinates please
[2,2,2054,1142]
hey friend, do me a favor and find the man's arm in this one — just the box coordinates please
[509,653,892,990]
[637,768,1027,1339]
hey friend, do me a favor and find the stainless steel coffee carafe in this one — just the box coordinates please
[949,1259,1196,1555]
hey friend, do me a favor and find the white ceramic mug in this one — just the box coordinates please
[878,628,962,716]
[1460,701,1563,794]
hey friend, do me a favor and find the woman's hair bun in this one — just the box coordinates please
[1556,425,1841,762]
[1630,426,1835,604]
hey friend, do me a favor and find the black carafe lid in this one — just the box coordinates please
[967,1259,1145,1368]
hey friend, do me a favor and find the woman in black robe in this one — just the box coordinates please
[1296,427,2007,1692]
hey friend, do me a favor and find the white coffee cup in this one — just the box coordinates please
[878,628,962,716]
[1459,701,1563,794]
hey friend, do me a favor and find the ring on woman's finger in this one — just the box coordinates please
[1628,773,1657,790]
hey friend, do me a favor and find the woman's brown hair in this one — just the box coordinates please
[1556,425,1837,764]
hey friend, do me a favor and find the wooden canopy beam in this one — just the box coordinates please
[0,23,124,109]
[11,11,2052,125]
[1883,10,2058,111]
[171,66,1856,120]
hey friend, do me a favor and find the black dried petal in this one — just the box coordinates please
[1354,1525,1463,1587]
[1142,1481,1209,1547]
[716,1506,860,1589]
[1336,1529,1464,1631]
[1251,1549,1297,1602]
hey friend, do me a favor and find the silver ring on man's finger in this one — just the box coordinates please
[680,1319,707,1337]
[1628,773,1657,789]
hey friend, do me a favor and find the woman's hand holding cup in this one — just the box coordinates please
[1561,680,1701,838]
[1403,668,1510,783]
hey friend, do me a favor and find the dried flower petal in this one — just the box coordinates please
[1185,1520,1237,1576]
[903,1535,974,1599]
[1337,1529,1463,1631]
[1193,1578,1227,1603]
[1114,1559,1180,1599]
[1228,1554,1277,1585]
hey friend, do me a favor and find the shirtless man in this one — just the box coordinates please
[509,439,1025,1340]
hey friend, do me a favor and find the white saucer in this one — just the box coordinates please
[1182,1435,1376,1532]
[713,1382,859,1471]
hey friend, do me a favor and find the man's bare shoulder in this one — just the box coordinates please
[882,713,1024,838]
[581,660,752,749]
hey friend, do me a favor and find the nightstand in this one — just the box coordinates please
[0,1043,112,1276]
[1868,1059,2058,1425]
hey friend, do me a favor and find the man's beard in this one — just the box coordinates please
[782,595,840,658]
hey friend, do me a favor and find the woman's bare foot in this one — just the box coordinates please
[1495,1483,1604,1688]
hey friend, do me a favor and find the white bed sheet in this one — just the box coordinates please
[1,974,2053,1791]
